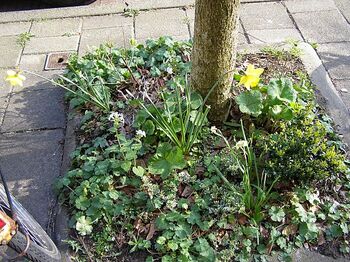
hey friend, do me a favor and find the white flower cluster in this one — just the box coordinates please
[136,130,146,139]
[235,140,248,149]
[108,112,124,126]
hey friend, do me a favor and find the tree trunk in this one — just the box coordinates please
[191,0,240,123]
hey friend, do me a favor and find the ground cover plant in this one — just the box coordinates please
[54,37,350,262]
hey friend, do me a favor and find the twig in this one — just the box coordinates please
[121,56,139,86]
[76,234,94,262]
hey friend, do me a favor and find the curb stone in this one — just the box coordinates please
[54,105,81,262]
[299,42,350,146]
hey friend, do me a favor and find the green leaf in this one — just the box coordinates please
[236,90,263,117]
[132,166,145,177]
[156,236,167,245]
[267,78,297,103]
[148,143,186,177]
[190,92,203,109]
[328,224,343,238]
[167,241,178,251]
[76,216,93,236]
[276,237,287,249]
[269,206,285,222]
[75,196,90,211]
[194,238,215,261]
[144,119,155,135]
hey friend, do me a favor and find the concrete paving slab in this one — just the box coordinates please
[0,69,13,97]
[0,21,31,37]
[0,69,12,124]
[334,79,350,113]
[0,129,64,228]
[20,54,47,71]
[0,3,125,23]
[293,10,350,43]
[335,0,350,10]
[30,17,82,37]
[247,28,303,44]
[82,14,133,30]
[341,8,350,23]
[126,0,193,9]
[240,2,295,30]
[284,0,338,13]
[79,25,133,55]
[11,71,65,93]
[0,91,9,127]
[135,9,189,40]
[23,35,79,54]
[0,36,22,68]
[335,0,350,23]
[1,88,66,132]
[317,42,350,80]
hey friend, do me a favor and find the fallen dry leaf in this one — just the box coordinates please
[238,214,248,225]
[282,224,298,237]
[146,222,156,240]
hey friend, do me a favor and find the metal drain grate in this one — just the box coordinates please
[45,52,71,70]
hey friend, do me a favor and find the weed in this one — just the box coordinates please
[17,32,34,48]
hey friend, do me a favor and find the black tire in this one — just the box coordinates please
[0,185,61,262]
[9,230,61,262]
[41,0,93,7]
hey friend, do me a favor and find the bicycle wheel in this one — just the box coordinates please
[0,185,61,262]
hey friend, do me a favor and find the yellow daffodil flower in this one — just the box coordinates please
[239,64,264,89]
[5,70,26,87]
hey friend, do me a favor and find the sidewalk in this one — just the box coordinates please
[0,0,349,257]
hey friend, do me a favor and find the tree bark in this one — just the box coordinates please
[191,0,240,123]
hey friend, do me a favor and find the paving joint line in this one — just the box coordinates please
[239,18,251,44]
[0,126,65,135]
[183,7,192,40]
[281,1,306,42]
[76,17,84,55]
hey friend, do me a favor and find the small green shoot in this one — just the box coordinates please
[17,32,34,48]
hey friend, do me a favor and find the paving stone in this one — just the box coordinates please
[79,25,133,55]
[334,79,350,113]
[0,21,31,36]
[23,35,79,54]
[284,0,337,13]
[293,10,350,43]
[335,0,350,23]
[0,69,12,97]
[135,9,189,40]
[126,0,193,9]
[11,70,65,93]
[1,88,66,132]
[0,129,64,228]
[30,18,82,37]
[83,14,132,30]
[20,54,47,71]
[0,36,22,68]
[335,0,350,10]
[0,71,11,125]
[240,2,295,30]
[185,8,246,43]
[247,28,302,44]
[317,42,350,80]
[0,95,7,127]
